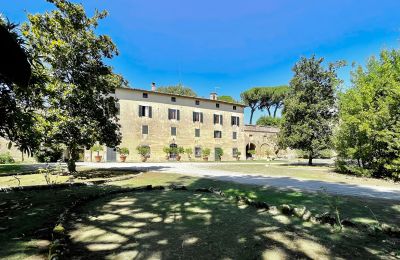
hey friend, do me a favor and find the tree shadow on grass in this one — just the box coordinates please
[66,184,393,259]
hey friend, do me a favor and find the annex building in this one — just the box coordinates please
[84,86,282,162]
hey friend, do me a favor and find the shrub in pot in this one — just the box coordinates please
[176,146,185,161]
[248,149,256,160]
[136,146,150,162]
[202,148,210,161]
[185,148,193,160]
[90,144,104,162]
[118,147,130,162]
[163,147,171,160]
[235,151,241,161]
[215,147,224,161]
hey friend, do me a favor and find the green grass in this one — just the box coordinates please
[206,163,400,188]
[0,171,399,259]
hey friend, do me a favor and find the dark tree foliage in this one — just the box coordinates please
[280,56,344,165]
[22,0,126,172]
[157,84,197,97]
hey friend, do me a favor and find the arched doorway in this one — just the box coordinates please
[246,143,256,159]
[169,143,177,159]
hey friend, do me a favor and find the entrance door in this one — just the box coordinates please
[106,147,117,162]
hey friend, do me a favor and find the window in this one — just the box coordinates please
[142,125,149,135]
[231,116,240,126]
[233,105,237,110]
[214,130,222,138]
[171,127,177,136]
[168,109,180,120]
[213,114,223,125]
[143,93,148,98]
[233,131,237,140]
[232,148,238,157]
[171,97,176,102]
[195,147,202,157]
[139,105,152,118]
[216,103,220,108]
[193,112,203,122]
[195,100,200,105]
[195,128,200,137]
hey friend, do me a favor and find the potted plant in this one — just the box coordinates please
[202,148,210,161]
[90,144,103,162]
[163,147,171,160]
[185,148,193,160]
[248,149,256,160]
[176,146,185,161]
[136,146,150,162]
[215,147,224,161]
[118,147,130,162]
[235,151,241,161]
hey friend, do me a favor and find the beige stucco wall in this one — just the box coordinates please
[85,88,247,162]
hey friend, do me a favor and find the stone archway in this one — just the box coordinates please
[246,143,256,158]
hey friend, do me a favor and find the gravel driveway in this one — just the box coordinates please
[77,162,400,201]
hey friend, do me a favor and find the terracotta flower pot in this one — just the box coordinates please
[120,155,127,162]
[94,155,102,162]
[141,156,147,162]
[176,155,181,161]
[236,157,240,161]
[203,157,208,161]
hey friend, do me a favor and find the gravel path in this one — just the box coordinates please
[77,162,400,201]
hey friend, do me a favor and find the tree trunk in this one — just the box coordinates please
[267,107,271,116]
[308,153,313,166]
[249,109,255,124]
[273,106,278,118]
[67,146,79,173]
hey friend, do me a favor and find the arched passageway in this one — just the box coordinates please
[246,143,256,158]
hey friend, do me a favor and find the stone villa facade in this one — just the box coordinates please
[84,87,282,162]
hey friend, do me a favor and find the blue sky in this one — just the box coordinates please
[2,0,400,122]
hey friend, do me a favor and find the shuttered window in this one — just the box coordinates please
[168,109,180,120]
[193,112,203,122]
[138,105,152,118]
[213,114,223,125]
[231,116,240,126]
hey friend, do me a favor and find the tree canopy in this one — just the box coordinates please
[217,95,237,103]
[279,56,344,165]
[157,84,197,97]
[335,49,400,180]
[240,87,261,124]
[22,0,126,172]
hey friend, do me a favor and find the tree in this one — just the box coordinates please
[0,17,46,156]
[256,116,282,127]
[217,95,237,103]
[258,87,275,116]
[157,84,197,97]
[240,88,261,124]
[279,56,344,165]
[271,85,289,117]
[22,0,126,172]
[336,49,400,180]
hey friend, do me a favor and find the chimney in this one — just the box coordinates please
[210,92,218,100]
[151,82,156,91]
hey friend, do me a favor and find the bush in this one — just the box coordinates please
[256,116,282,127]
[136,146,150,157]
[0,152,15,164]
[35,145,63,163]
[319,149,334,159]
[118,147,130,156]
[335,160,373,178]
[202,148,211,158]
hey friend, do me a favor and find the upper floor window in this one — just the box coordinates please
[193,112,203,123]
[142,93,148,98]
[216,103,220,108]
[233,131,237,140]
[168,109,180,120]
[139,105,152,118]
[213,114,223,125]
[233,105,237,110]
[142,125,149,135]
[171,127,177,136]
[214,130,222,138]
[231,116,240,126]
[195,100,200,105]
[195,128,200,137]
[171,97,176,102]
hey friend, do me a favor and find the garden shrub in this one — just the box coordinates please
[35,145,63,162]
[0,152,15,164]
[335,160,373,178]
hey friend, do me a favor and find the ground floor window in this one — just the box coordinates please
[170,143,177,159]
[232,148,238,157]
[195,147,202,157]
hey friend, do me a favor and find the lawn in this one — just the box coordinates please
[0,171,399,259]
[205,163,400,188]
